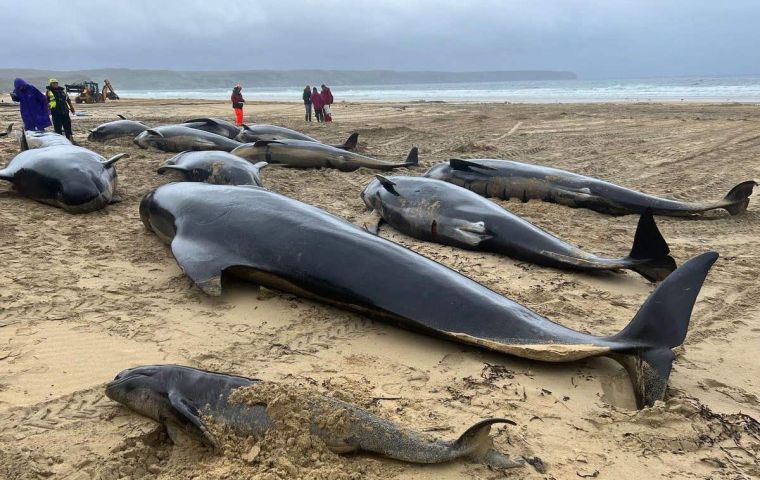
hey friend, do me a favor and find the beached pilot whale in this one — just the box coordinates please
[157,151,267,186]
[361,175,677,281]
[140,182,719,408]
[231,140,418,172]
[106,364,526,469]
[425,159,757,217]
[235,124,360,151]
[180,117,241,139]
[0,144,127,213]
[134,126,242,152]
[88,115,149,141]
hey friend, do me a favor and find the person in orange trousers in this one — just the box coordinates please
[231,84,245,125]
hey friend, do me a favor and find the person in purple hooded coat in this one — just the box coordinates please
[10,78,52,131]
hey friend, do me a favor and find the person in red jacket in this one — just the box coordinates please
[320,84,334,122]
[310,87,324,123]
[231,84,245,125]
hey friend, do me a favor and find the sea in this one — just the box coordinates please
[117,75,760,103]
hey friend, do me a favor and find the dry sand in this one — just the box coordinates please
[0,99,759,479]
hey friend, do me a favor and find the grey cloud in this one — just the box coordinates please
[1,0,759,78]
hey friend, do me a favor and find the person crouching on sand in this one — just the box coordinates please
[11,78,52,132]
[311,87,324,122]
[231,84,245,126]
[303,85,312,122]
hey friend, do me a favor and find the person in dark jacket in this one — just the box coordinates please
[311,87,324,122]
[320,84,334,122]
[231,84,245,126]
[11,78,52,131]
[46,79,75,139]
[302,85,312,122]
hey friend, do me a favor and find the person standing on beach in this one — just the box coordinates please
[231,84,245,126]
[311,87,324,122]
[10,78,52,131]
[46,79,75,140]
[320,84,334,122]
[302,85,312,122]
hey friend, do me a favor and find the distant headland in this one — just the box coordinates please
[0,68,577,91]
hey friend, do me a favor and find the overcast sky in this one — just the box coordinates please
[2,0,759,78]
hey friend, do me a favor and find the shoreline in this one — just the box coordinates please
[4,95,760,108]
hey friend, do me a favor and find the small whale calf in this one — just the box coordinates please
[232,140,418,171]
[88,115,149,141]
[425,158,757,217]
[158,151,267,186]
[106,364,526,469]
[135,126,242,152]
[362,175,677,281]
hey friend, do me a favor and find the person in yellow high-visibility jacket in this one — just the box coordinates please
[46,79,75,140]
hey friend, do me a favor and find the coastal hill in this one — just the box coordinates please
[0,68,576,91]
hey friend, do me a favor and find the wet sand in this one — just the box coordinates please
[0,99,759,479]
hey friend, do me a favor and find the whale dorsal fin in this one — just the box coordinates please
[20,130,29,151]
[449,159,497,172]
[185,117,216,125]
[375,175,399,196]
[167,390,220,450]
[117,114,127,120]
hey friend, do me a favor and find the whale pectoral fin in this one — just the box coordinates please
[323,438,358,454]
[359,210,384,235]
[117,114,127,120]
[437,219,492,247]
[455,221,492,246]
[194,138,220,148]
[165,421,199,448]
[170,235,229,296]
[168,390,220,450]
[375,175,399,196]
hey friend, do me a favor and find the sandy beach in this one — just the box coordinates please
[1,99,759,479]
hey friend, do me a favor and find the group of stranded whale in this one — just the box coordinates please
[1,113,756,472]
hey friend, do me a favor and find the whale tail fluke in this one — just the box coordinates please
[627,209,677,282]
[611,251,718,408]
[721,180,756,215]
[332,132,359,151]
[453,419,525,469]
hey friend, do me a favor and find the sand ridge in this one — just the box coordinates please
[1,99,759,478]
